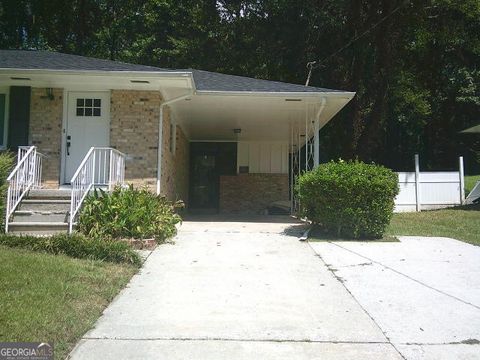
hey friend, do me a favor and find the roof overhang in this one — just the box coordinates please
[0,67,355,142]
[0,68,194,101]
[172,91,355,142]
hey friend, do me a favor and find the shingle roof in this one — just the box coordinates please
[0,50,169,72]
[0,49,344,93]
[190,69,339,93]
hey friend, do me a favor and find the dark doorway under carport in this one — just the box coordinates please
[189,142,237,213]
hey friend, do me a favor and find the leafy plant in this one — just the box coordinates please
[0,152,14,232]
[77,185,183,242]
[0,233,141,265]
[296,160,399,239]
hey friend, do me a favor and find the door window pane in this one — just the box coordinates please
[76,98,101,117]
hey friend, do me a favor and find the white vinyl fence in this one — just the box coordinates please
[394,154,465,212]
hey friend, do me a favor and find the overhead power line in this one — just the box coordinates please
[305,0,410,86]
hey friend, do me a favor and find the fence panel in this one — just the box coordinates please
[394,156,464,212]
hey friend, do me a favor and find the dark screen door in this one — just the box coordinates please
[189,142,237,211]
[191,154,217,209]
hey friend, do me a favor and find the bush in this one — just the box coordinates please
[0,233,141,266]
[0,152,14,232]
[77,185,183,242]
[297,160,399,239]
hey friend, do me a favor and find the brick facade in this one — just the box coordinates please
[29,88,63,188]
[173,125,189,204]
[110,90,162,190]
[219,173,289,214]
[110,90,189,201]
[26,88,189,203]
[159,106,189,203]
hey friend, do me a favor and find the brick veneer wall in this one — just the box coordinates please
[110,90,162,190]
[219,173,289,214]
[173,125,189,204]
[27,88,189,198]
[29,88,63,188]
[111,90,189,202]
[160,107,189,203]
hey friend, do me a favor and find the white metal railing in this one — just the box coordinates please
[69,147,125,233]
[5,146,44,232]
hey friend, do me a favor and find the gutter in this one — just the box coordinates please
[194,90,356,99]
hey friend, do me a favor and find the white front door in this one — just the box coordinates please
[64,91,110,183]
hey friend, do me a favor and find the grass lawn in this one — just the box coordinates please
[387,204,480,246]
[0,246,137,359]
[465,174,480,194]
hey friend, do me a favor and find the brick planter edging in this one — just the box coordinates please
[120,238,157,250]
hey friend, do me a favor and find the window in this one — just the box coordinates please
[76,98,101,117]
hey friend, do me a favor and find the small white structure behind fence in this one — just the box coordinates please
[394,154,465,212]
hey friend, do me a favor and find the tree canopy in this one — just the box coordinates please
[1,0,479,172]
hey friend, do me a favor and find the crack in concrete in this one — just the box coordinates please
[401,339,480,346]
[82,336,392,344]
[306,242,408,360]
[329,242,480,310]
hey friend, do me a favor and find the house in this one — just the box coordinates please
[0,49,354,219]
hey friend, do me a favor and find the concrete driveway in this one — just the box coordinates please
[70,217,479,359]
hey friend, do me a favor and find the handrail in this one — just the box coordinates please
[69,147,125,233]
[70,147,95,183]
[5,146,44,232]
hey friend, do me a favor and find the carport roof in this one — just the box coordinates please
[0,49,344,94]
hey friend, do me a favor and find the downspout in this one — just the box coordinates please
[157,92,193,195]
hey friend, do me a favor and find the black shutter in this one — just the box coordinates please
[8,86,31,151]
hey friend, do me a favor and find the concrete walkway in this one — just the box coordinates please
[309,237,480,359]
[70,218,479,359]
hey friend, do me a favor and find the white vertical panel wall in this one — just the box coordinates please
[394,171,463,212]
[237,141,288,174]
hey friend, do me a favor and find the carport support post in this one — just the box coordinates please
[313,119,319,168]
[313,98,325,168]
[459,156,465,205]
[415,154,421,212]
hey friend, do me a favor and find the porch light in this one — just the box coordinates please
[233,128,242,134]
[10,77,31,81]
[130,80,150,84]
[46,88,54,100]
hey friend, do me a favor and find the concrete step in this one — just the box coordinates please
[8,222,69,235]
[12,211,69,223]
[18,199,71,212]
[27,189,71,200]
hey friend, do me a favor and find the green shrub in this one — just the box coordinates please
[0,152,14,232]
[0,233,141,266]
[297,160,399,239]
[77,185,182,242]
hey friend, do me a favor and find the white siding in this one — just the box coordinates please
[237,141,288,174]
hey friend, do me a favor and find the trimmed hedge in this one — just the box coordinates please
[0,233,142,266]
[297,160,399,239]
[78,185,183,242]
[0,152,14,232]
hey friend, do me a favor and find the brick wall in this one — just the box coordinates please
[173,125,189,204]
[219,173,289,214]
[29,88,63,188]
[110,90,162,190]
[27,88,189,197]
[160,107,189,203]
